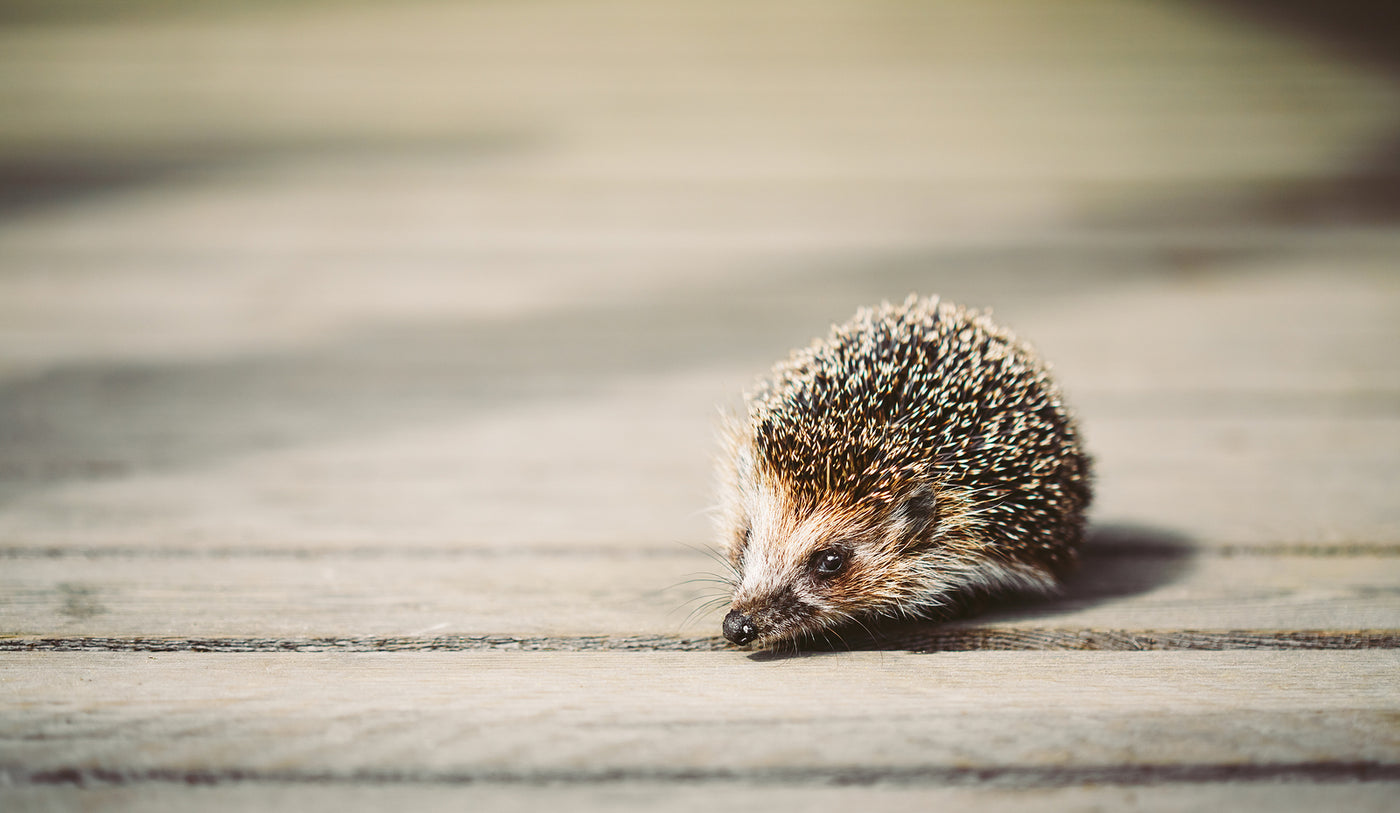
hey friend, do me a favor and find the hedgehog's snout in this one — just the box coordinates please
[722,609,758,646]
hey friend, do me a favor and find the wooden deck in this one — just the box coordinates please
[2,1,1398,809]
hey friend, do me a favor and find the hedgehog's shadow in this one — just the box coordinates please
[747,522,1195,660]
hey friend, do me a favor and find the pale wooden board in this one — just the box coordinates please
[2,652,1397,779]
[5,783,1400,813]
[0,3,1397,560]
[0,0,1397,809]
[0,549,1398,641]
[0,266,1396,552]
[3,0,1393,183]
[0,384,1396,553]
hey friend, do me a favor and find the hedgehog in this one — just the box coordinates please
[715,294,1091,649]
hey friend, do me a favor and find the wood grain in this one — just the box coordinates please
[2,652,1397,783]
[4,630,1397,653]
[5,784,1400,813]
[1,549,1396,639]
[1,0,1398,809]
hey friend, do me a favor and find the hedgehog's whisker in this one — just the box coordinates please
[667,573,736,589]
[674,539,739,582]
[684,503,724,522]
[668,589,730,613]
[677,596,733,631]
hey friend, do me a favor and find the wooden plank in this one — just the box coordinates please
[0,2,1395,811]
[4,0,1394,179]
[2,652,1397,781]
[0,267,1396,554]
[0,544,1395,640]
[0,548,1397,641]
[4,783,1400,813]
[0,377,724,553]
[1087,414,1400,547]
[0,406,1397,552]
[1021,261,1400,399]
[0,1,1396,565]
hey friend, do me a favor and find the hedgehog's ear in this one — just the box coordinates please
[892,486,939,540]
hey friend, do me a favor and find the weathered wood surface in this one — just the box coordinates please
[2,0,1399,810]
[1,549,1399,640]
[5,652,1398,778]
[6,785,1400,813]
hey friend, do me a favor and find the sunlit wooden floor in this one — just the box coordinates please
[1,1,1398,809]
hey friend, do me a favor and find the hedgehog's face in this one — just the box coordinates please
[720,474,946,649]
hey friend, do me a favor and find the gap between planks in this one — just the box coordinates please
[2,543,1399,558]
[8,761,1400,790]
[4,629,1397,653]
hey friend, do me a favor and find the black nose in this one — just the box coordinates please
[723,609,758,646]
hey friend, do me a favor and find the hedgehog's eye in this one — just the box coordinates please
[809,548,846,578]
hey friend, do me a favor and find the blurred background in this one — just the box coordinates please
[1,0,1398,558]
